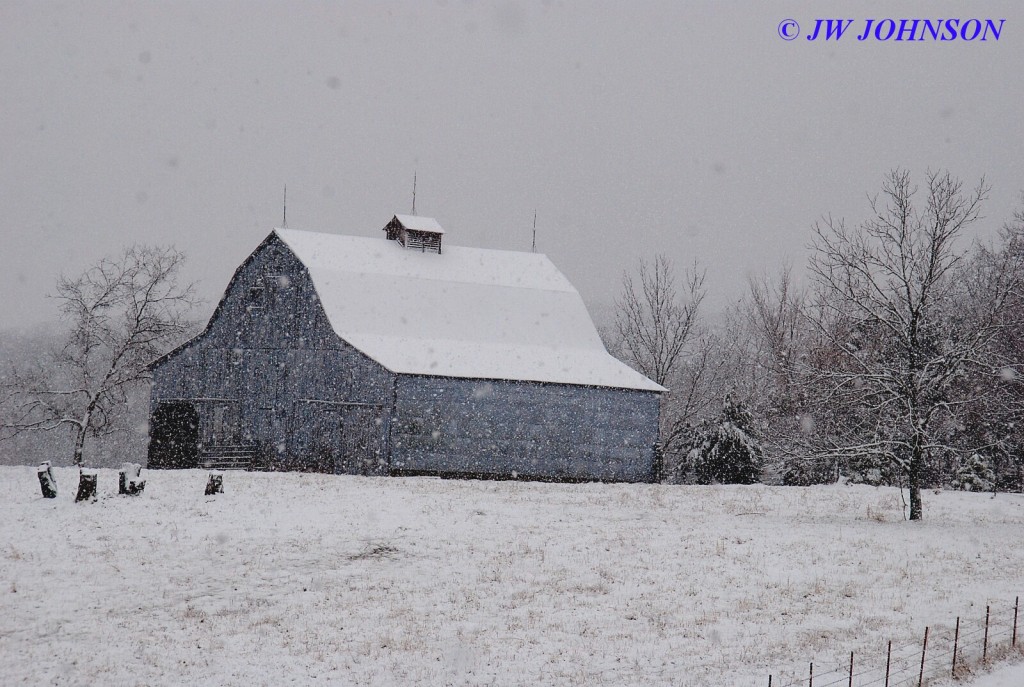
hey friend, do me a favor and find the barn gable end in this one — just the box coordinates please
[148,233,395,473]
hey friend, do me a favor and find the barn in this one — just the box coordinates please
[147,215,664,482]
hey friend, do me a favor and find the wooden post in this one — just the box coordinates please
[884,640,892,687]
[983,605,990,662]
[768,675,772,687]
[1014,596,1019,647]
[808,662,813,687]
[205,472,223,496]
[37,462,57,498]
[952,616,960,677]
[918,627,929,687]
[848,652,854,687]
[75,469,97,503]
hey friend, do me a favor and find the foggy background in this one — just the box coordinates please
[2,0,1023,331]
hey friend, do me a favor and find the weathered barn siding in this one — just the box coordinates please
[149,235,395,472]
[390,376,660,482]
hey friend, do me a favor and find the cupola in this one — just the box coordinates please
[383,214,444,254]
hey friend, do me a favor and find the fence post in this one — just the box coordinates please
[1014,596,1019,648]
[983,605,990,663]
[809,661,813,687]
[884,640,892,687]
[952,616,960,677]
[768,676,772,687]
[918,626,929,687]
[848,652,854,687]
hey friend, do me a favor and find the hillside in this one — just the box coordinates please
[2,467,1022,685]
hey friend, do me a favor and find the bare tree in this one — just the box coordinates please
[740,266,827,481]
[610,255,708,481]
[0,245,197,466]
[747,265,806,413]
[613,255,706,387]
[803,169,1020,519]
[658,328,735,459]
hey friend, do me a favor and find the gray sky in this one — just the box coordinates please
[2,1,1023,330]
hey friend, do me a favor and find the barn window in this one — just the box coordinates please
[247,279,265,310]
[262,273,293,311]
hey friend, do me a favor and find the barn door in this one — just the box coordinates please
[290,401,340,472]
[289,401,384,474]
[206,401,242,447]
[148,401,199,469]
[337,406,384,475]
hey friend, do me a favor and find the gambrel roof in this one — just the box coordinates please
[275,228,663,392]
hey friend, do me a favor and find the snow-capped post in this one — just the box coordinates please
[118,462,145,495]
[75,469,97,502]
[205,472,223,496]
[37,461,57,498]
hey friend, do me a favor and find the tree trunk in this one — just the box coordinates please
[75,470,97,503]
[37,462,58,498]
[652,442,664,483]
[72,402,97,467]
[908,436,924,521]
[72,424,87,467]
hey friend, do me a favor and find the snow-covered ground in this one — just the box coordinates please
[1,466,1021,686]
[966,660,1024,687]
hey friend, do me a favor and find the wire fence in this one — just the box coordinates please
[764,597,1022,687]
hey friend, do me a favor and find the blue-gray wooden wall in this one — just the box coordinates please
[149,233,395,472]
[150,232,661,482]
[390,376,660,483]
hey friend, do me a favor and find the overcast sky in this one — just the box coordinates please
[2,1,1023,331]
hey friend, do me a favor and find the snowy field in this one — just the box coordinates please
[1,466,1022,686]
[968,660,1024,687]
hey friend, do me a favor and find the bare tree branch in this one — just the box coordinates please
[613,255,705,387]
[0,245,198,466]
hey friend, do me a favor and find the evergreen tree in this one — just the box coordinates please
[952,453,996,492]
[686,395,763,484]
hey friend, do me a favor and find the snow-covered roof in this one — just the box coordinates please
[273,228,663,392]
[393,214,444,234]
